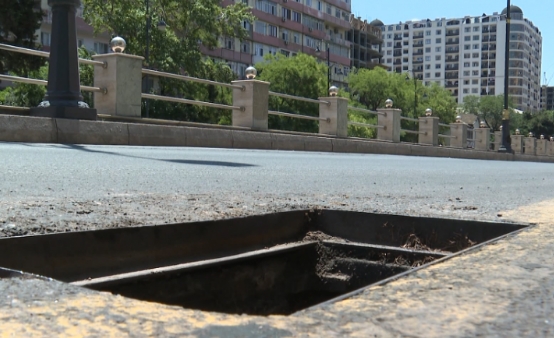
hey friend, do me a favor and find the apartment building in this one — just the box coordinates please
[541,86,554,111]
[347,18,384,70]
[38,0,110,54]
[204,0,352,87]
[379,5,542,112]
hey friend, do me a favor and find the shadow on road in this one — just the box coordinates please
[53,144,259,168]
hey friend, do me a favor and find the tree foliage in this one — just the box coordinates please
[0,0,45,76]
[82,0,254,120]
[256,53,326,132]
[460,95,511,131]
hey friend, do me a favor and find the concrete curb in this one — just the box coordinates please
[1,114,554,164]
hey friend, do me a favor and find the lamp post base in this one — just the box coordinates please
[30,106,97,120]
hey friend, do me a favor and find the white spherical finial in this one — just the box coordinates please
[425,108,432,117]
[329,86,339,97]
[456,115,462,123]
[515,128,520,135]
[479,120,487,128]
[529,132,534,137]
[245,66,257,79]
[385,99,393,108]
[110,36,126,53]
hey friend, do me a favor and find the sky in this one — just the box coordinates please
[352,0,553,85]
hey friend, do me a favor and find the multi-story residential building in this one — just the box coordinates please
[378,5,542,112]
[541,86,554,111]
[38,0,110,54]
[347,18,384,70]
[204,0,352,87]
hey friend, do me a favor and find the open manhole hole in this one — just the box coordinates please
[0,210,527,315]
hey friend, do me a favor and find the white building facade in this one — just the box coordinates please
[379,5,542,112]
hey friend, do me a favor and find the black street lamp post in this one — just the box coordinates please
[316,44,343,95]
[499,0,513,153]
[143,0,166,118]
[406,70,417,117]
[30,0,96,120]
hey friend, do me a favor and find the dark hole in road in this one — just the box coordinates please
[0,210,527,315]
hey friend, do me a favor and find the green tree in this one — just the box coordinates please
[0,0,45,76]
[420,83,457,123]
[82,0,254,120]
[256,53,326,132]
[461,95,480,115]
[479,95,507,131]
[0,64,47,107]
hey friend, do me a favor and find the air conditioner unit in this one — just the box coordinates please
[282,17,286,22]
[284,40,289,45]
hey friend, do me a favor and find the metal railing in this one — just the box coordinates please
[0,43,107,67]
[0,43,107,96]
[347,106,386,130]
[140,68,244,112]
[0,74,105,93]
[142,69,243,91]
[267,91,330,124]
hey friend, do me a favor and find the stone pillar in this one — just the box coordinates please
[494,131,502,151]
[547,141,554,156]
[474,128,490,151]
[418,117,439,146]
[92,53,144,117]
[232,80,270,131]
[449,123,467,148]
[319,97,348,137]
[511,135,524,154]
[536,139,547,156]
[524,137,536,155]
[377,108,401,143]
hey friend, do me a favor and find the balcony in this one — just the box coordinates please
[446,30,459,36]
[445,48,460,54]
[445,82,458,88]
[446,40,459,45]
[413,34,424,39]
[445,65,459,70]
[446,57,459,62]
[413,51,424,56]
[445,73,459,79]
[413,60,423,64]
[412,43,423,47]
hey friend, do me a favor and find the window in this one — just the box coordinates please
[464,80,469,85]
[464,44,470,50]
[464,62,470,67]
[387,42,392,47]
[41,32,51,46]
[473,35,479,40]
[464,36,471,41]
[472,62,479,67]
[472,53,479,58]
[425,64,431,69]
[436,38,441,43]
[94,42,108,54]
[472,88,479,93]
[435,47,441,52]
[425,73,430,78]
[292,11,301,22]
[473,26,479,31]
[435,72,441,77]
[426,31,431,36]
[472,70,479,75]
[464,53,470,59]
[473,44,479,49]
[435,63,441,68]
[425,56,431,61]
[256,0,277,15]
[425,47,431,53]
[254,43,264,56]
[463,88,469,93]
[436,29,442,35]
[463,71,470,76]
[464,27,471,32]
[472,79,479,84]
[425,39,431,44]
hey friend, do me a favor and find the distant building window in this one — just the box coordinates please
[94,42,108,54]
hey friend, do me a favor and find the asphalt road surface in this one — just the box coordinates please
[1,142,553,236]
